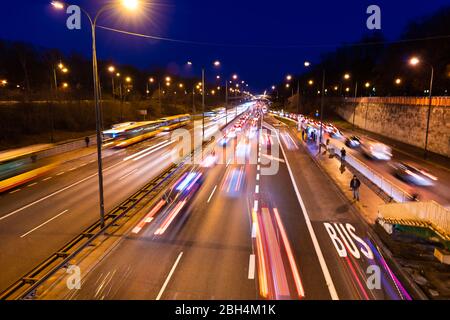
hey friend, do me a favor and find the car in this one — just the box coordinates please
[392,162,438,186]
[360,141,392,160]
[345,136,361,148]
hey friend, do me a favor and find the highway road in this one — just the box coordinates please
[41,109,411,300]
[0,109,241,293]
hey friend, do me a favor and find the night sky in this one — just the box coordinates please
[1,0,449,92]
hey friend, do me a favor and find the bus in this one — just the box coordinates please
[159,114,191,132]
[102,121,163,148]
[0,144,56,193]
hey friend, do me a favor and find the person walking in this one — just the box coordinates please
[350,175,361,201]
[85,136,90,148]
[340,147,346,165]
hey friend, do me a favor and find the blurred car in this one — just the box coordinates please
[392,162,438,186]
[345,136,361,148]
[360,141,392,160]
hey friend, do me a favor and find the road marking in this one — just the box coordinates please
[253,200,258,212]
[207,185,217,203]
[0,159,126,222]
[42,177,53,181]
[257,165,260,171]
[27,183,38,187]
[9,189,21,194]
[56,172,65,176]
[248,254,256,279]
[156,252,183,300]
[262,153,285,163]
[251,223,257,238]
[256,173,260,181]
[266,122,339,300]
[118,169,138,181]
[255,185,259,194]
[68,167,77,171]
[20,210,69,238]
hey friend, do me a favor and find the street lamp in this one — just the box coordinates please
[108,66,116,99]
[409,56,435,159]
[395,78,402,85]
[52,0,141,229]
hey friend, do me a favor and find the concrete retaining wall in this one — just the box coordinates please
[333,97,450,158]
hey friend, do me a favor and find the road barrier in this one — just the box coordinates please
[0,108,246,300]
[327,142,413,203]
[378,201,450,241]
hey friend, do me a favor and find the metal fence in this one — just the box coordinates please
[328,142,413,203]
[37,135,97,160]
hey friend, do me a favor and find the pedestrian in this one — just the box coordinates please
[340,147,346,165]
[350,175,361,201]
[85,136,90,148]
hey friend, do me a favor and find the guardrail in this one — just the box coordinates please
[0,109,244,300]
[37,135,97,160]
[327,142,413,203]
[270,112,414,203]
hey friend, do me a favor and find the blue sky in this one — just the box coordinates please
[1,0,449,91]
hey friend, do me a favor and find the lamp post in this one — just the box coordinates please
[52,0,140,228]
[108,66,115,100]
[409,56,434,159]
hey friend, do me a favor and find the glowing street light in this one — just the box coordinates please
[286,75,292,81]
[365,82,370,88]
[344,73,350,80]
[165,76,171,82]
[304,61,310,67]
[408,55,434,158]
[308,80,314,86]
[232,74,238,80]
[409,57,420,66]
[125,76,132,83]
[122,0,139,10]
[108,66,115,73]
[395,78,402,85]
[213,60,221,67]
[149,77,155,83]
[52,0,144,228]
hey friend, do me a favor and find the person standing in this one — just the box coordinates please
[340,147,346,165]
[85,136,90,148]
[350,175,361,201]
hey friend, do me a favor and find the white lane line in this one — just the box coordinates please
[56,172,65,176]
[42,177,53,182]
[89,160,96,163]
[256,173,260,181]
[79,163,87,167]
[248,254,256,279]
[251,223,257,238]
[123,140,169,161]
[27,183,38,187]
[68,167,77,171]
[255,185,259,194]
[0,159,125,222]
[207,185,217,203]
[118,169,138,181]
[20,210,69,238]
[267,122,339,300]
[257,165,260,171]
[9,189,21,194]
[156,252,183,300]
[253,200,258,212]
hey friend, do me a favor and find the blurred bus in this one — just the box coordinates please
[159,114,190,131]
[102,121,163,148]
[0,144,56,193]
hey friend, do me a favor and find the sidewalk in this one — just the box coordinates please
[291,129,386,225]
